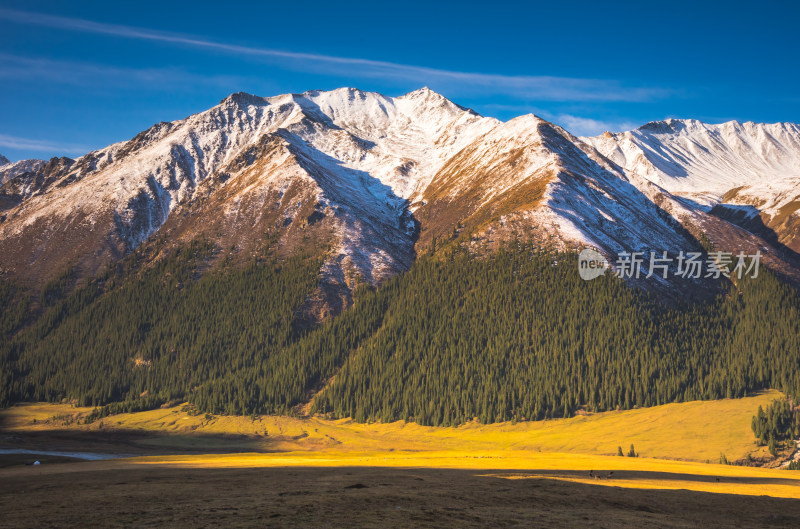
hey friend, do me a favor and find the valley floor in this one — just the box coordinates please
[1,391,799,527]
[2,465,800,528]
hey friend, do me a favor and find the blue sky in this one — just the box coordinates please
[1,0,798,161]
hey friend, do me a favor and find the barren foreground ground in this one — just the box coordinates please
[2,465,800,528]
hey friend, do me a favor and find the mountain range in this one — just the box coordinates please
[2,87,800,301]
[3,87,800,419]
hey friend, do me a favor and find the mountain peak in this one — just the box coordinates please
[504,113,547,130]
[400,86,451,102]
[403,86,439,97]
[636,118,709,135]
[219,91,268,108]
[0,154,9,166]
[397,87,477,117]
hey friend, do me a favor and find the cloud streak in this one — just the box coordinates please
[0,133,90,155]
[0,8,669,103]
[0,53,249,90]
[481,103,642,136]
[551,114,640,136]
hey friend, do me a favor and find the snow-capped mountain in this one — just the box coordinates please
[584,120,800,254]
[0,88,495,290]
[1,88,799,295]
[0,157,46,185]
[416,115,696,255]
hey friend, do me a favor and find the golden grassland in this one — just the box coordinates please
[2,390,781,461]
[3,390,799,499]
[126,450,800,499]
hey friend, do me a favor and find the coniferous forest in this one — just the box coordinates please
[1,238,799,426]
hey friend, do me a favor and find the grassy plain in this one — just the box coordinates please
[4,466,800,528]
[1,390,781,462]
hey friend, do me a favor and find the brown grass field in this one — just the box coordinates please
[3,465,800,528]
[1,391,800,527]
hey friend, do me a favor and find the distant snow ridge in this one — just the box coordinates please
[0,158,47,186]
[584,119,800,206]
[584,119,800,256]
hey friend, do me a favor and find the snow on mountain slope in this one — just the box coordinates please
[289,87,498,199]
[584,119,800,201]
[0,158,46,186]
[413,113,800,290]
[0,88,495,285]
[584,120,800,252]
[416,115,703,273]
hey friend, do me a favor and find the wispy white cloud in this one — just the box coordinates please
[0,133,89,155]
[480,103,641,136]
[0,53,248,90]
[0,8,669,103]
[550,114,640,136]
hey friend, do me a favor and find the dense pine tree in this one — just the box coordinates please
[1,239,799,425]
[751,399,800,452]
